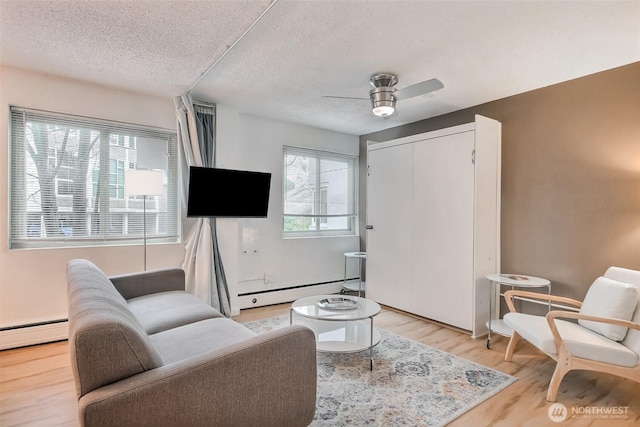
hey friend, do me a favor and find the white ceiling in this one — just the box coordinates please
[1,1,639,136]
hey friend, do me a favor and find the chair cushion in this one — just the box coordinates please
[127,291,224,334]
[578,276,638,341]
[604,267,640,356]
[504,312,639,368]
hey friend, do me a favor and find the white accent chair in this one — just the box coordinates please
[503,266,640,401]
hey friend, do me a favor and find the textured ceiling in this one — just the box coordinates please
[0,0,271,99]
[1,1,639,136]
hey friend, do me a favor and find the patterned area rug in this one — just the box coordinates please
[244,315,516,426]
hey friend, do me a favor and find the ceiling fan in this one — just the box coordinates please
[323,73,444,118]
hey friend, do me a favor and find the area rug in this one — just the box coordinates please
[244,315,517,426]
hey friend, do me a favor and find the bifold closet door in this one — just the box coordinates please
[366,143,413,312]
[411,131,475,330]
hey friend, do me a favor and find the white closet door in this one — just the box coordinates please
[366,143,413,312]
[411,131,475,330]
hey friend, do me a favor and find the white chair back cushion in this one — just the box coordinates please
[578,276,637,341]
[604,267,640,355]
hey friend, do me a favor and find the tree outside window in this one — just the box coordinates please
[9,107,178,249]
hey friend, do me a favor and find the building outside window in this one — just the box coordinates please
[283,146,357,237]
[8,106,178,249]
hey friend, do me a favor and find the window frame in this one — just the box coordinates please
[282,145,357,238]
[8,106,179,250]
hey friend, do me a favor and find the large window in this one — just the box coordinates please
[283,146,357,237]
[9,107,178,249]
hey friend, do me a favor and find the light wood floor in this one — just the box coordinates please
[1,303,638,426]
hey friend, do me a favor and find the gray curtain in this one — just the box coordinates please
[174,94,231,316]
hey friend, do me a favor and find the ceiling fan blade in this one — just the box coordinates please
[322,95,369,100]
[395,78,444,100]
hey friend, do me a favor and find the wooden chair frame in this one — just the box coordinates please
[503,289,640,401]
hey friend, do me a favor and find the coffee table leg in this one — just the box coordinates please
[369,316,374,371]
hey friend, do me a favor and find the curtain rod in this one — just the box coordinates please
[187,0,280,94]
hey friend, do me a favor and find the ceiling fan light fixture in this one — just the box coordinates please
[370,86,397,117]
[323,72,442,119]
[372,104,395,117]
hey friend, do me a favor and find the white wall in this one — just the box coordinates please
[0,66,184,329]
[0,67,361,331]
[215,109,361,309]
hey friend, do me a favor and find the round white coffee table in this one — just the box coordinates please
[290,294,381,370]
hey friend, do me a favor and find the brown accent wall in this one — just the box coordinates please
[359,62,640,302]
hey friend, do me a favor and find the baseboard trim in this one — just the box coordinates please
[0,320,69,350]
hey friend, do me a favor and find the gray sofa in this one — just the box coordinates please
[66,259,317,427]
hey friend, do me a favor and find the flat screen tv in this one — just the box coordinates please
[187,166,271,218]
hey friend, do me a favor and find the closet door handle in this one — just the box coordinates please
[365,225,374,230]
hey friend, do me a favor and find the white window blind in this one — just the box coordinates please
[283,146,357,236]
[9,106,178,249]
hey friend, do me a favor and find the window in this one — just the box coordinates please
[283,146,357,236]
[9,107,178,249]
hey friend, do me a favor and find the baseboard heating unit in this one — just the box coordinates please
[0,319,68,350]
[238,280,345,309]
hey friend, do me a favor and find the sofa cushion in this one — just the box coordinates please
[578,276,638,341]
[67,260,163,398]
[504,312,639,367]
[127,291,224,334]
[149,318,257,365]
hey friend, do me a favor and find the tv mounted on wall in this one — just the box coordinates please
[187,166,271,218]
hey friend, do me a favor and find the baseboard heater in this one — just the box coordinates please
[0,280,354,348]
[237,279,349,310]
[0,319,68,350]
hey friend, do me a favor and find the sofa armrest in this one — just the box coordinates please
[78,325,317,427]
[109,268,185,299]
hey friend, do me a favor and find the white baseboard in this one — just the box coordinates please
[0,321,68,350]
[238,282,344,309]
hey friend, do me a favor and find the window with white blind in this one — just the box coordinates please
[8,106,179,249]
[283,146,357,237]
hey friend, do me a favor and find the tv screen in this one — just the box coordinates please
[187,167,271,218]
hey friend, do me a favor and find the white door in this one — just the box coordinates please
[366,143,413,312]
[411,131,475,330]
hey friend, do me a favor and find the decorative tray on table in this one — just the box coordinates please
[317,297,359,310]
